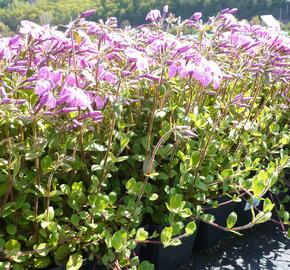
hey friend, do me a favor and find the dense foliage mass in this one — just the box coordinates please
[0,7,289,270]
[0,0,289,35]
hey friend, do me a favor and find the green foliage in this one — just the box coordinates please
[226,212,237,229]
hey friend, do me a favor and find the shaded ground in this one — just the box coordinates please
[182,222,290,270]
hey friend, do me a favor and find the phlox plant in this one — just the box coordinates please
[0,6,289,270]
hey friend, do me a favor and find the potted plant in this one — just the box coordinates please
[0,6,289,270]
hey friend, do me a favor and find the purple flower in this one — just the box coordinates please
[20,20,43,39]
[180,58,223,89]
[39,91,56,109]
[163,5,169,14]
[0,86,7,98]
[191,12,202,21]
[93,95,108,109]
[125,48,149,72]
[51,70,63,85]
[97,64,118,84]
[145,10,161,22]
[137,73,159,82]
[15,99,26,105]
[59,85,90,109]
[168,60,186,78]
[80,9,96,18]
[38,66,51,80]
[35,79,52,96]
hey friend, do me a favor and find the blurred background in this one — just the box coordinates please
[0,0,290,36]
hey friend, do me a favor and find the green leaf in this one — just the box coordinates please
[5,239,21,251]
[15,195,27,209]
[155,110,167,119]
[67,253,83,270]
[131,155,146,162]
[41,156,53,173]
[6,224,17,235]
[85,143,106,152]
[112,230,127,251]
[35,243,50,256]
[120,137,130,151]
[263,198,274,213]
[221,169,234,178]
[0,182,8,197]
[193,178,208,191]
[44,207,54,221]
[0,238,5,248]
[0,158,8,166]
[160,227,172,246]
[14,263,26,270]
[108,192,117,205]
[49,232,59,247]
[253,212,272,224]
[257,171,269,185]
[55,244,70,261]
[226,212,237,229]
[34,257,51,269]
[185,221,197,235]
[149,193,158,201]
[102,255,109,266]
[169,194,183,211]
[137,261,155,270]
[168,239,182,246]
[190,151,200,167]
[136,228,149,242]
[287,228,290,239]
[91,164,103,171]
[178,208,192,218]
[60,184,71,194]
[252,176,266,197]
[158,172,169,180]
[200,214,215,223]
[71,214,80,226]
[0,262,10,269]
[115,156,129,162]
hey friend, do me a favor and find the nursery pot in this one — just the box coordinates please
[49,258,106,270]
[139,223,198,270]
[194,196,235,250]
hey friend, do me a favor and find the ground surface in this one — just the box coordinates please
[182,222,290,270]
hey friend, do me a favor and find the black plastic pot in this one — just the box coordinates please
[194,196,235,250]
[139,223,198,270]
[234,199,255,226]
[49,258,106,270]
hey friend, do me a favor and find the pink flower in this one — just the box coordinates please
[35,79,52,96]
[97,64,118,84]
[191,12,202,21]
[0,86,7,98]
[39,91,57,109]
[38,66,51,80]
[51,70,63,85]
[168,60,186,78]
[180,58,223,89]
[20,20,43,39]
[163,5,169,14]
[65,74,86,88]
[59,85,90,109]
[80,9,96,18]
[145,10,161,22]
[125,48,149,72]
